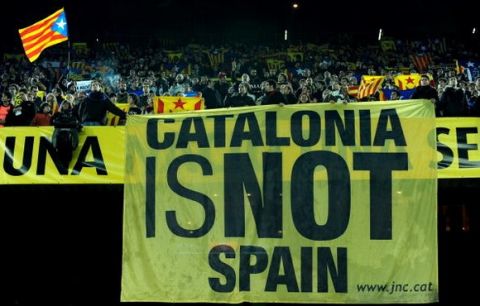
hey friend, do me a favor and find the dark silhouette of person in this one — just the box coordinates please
[5,92,36,126]
[411,74,439,114]
[51,101,82,170]
[77,81,126,126]
[261,79,286,105]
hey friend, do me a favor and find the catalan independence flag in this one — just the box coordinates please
[107,103,130,126]
[410,54,432,72]
[153,96,204,114]
[357,75,385,99]
[394,73,422,90]
[18,8,68,62]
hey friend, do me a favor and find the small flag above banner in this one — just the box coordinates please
[153,96,204,114]
[18,8,68,62]
[357,75,385,99]
[394,73,422,90]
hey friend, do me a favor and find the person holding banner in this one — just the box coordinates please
[200,79,223,109]
[438,76,467,117]
[224,82,256,107]
[77,81,126,126]
[127,93,142,115]
[280,84,297,104]
[139,84,154,109]
[261,79,286,105]
[51,100,81,169]
[411,75,439,105]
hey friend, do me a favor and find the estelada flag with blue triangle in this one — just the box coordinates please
[18,8,68,62]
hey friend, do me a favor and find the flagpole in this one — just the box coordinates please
[67,40,71,81]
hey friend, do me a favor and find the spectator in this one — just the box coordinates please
[139,83,153,108]
[438,76,467,117]
[280,84,297,104]
[5,91,36,126]
[31,102,52,126]
[261,79,286,105]
[325,82,348,103]
[168,73,187,96]
[248,68,262,98]
[298,92,312,103]
[0,92,13,128]
[201,79,223,109]
[127,93,143,115]
[8,84,22,106]
[51,100,81,170]
[45,93,58,112]
[277,73,288,86]
[437,78,447,97]
[411,74,439,105]
[214,72,230,102]
[116,81,129,103]
[29,85,44,109]
[77,81,126,126]
[224,82,256,107]
[389,90,402,101]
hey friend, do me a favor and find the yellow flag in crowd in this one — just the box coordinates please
[207,52,224,69]
[106,103,129,126]
[347,85,359,98]
[380,39,396,52]
[287,51,303,62]
[266,59,285,71]
[166,51,183,62]
[455,59,465,74]
[394,73,422,90]
[153,96,204,114]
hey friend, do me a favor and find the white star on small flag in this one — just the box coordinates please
[56,18,66,29]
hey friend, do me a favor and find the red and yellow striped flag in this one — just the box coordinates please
[153,96,204,114]
[347,85,359,98]
[18,8,69,62]
[207,52,224,70]
[357,76,385,99]
[410,54,432,72]
[107,103,130,126]
[455,59,465,75]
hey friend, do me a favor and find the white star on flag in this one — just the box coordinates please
[56,18,66,29]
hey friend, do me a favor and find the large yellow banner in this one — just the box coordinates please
[436,117,480,178]
[122,100,438,303]
[0,127,124,184]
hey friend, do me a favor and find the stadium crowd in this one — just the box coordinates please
[1,36,480,128]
